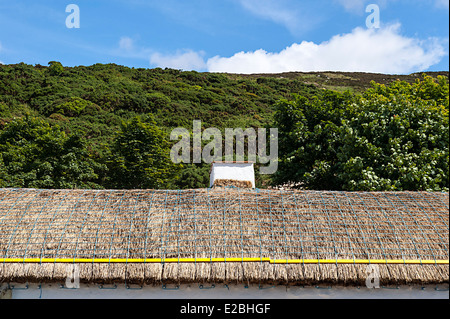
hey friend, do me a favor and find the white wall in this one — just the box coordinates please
[3,283,449,299]
[210,163,255,188]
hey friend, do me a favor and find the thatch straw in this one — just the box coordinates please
[0,188,448,287]
[213,179,253,188]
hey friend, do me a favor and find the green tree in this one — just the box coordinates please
[145,92,171,112]
[0,116,103,188]
[273,75,449,191]
[48,61,64,76]
[107,114,181,189]
[173,163,210,189]
[54,97,94,116]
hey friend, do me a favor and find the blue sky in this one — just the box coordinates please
[0,0,448,74]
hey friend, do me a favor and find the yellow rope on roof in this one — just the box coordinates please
[0,258,448,264]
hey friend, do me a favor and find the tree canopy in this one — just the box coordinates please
[0,116,103,189]
[107,115,181,189]
[0,62,448,190]
[273,75,449,191]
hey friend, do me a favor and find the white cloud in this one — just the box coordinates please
[237,0,319,34]
[110,36,153,60]
[119,36,134,51]
[150,50,207,71]
[435,0,449,8]
[206,24,446,74]
[335,0,449,13]
[335,0,391,13]
[335,0,368,12]
[239,0,298,30]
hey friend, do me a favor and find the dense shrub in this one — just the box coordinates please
[106,114,181,189]
[0,62,447,190]
[0,116,104,189]
[273,75,449,191]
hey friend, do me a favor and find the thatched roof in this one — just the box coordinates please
[213,179,253,188]
[0,188,448,287]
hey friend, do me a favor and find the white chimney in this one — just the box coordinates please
[209,161,255,188]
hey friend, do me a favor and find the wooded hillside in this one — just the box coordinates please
[0,62,448,190]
